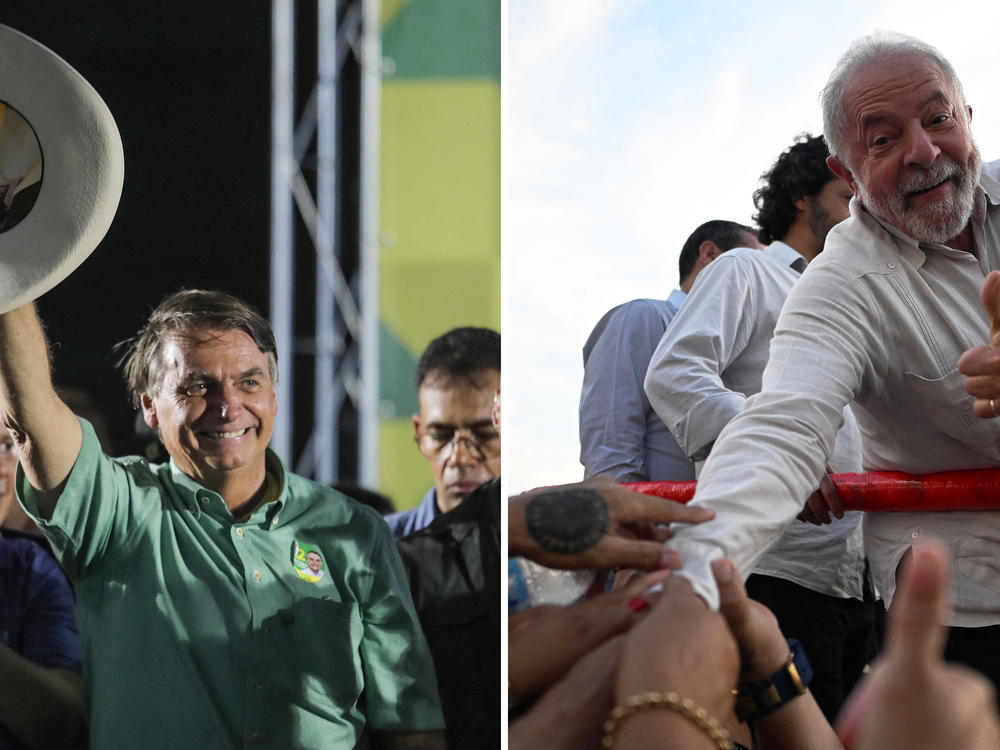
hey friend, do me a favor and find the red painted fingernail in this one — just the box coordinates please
[627,597,648,613]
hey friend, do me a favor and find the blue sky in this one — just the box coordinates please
[504,0,1000,492]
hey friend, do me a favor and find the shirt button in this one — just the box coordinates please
[200,495,210,504]
[236,528,245,538]
[912,532,919,539]
[188,505,197,513]
[255,677,266,689]
[272,516,279,525]
[249,730,264,744]
[261,624,270,635]
[888,263,896,269]
[253,570,262,582]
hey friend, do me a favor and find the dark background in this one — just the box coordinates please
[2,3,360,468]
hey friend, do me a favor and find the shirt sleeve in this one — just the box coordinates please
[356,515,445,732]
[579,301,669,481]
[644,256,757,458]
[17,418,152,581]
[17,544,81,673]
[667,262,875,609]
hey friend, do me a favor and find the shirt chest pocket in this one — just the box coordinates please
[903,367,1000,463]
[264,597,364,703]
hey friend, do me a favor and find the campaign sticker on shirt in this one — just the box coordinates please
[292,541,325,582]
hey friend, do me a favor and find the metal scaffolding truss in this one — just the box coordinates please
[269,0,380,486]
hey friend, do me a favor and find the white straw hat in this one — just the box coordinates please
[0,24,124,313]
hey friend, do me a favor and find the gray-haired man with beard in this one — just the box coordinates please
[659,31,1000,695]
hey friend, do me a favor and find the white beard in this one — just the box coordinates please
[857,145,982,245]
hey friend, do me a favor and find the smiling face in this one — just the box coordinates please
[306,551,323,573]
[828,52,980,246]
[140,327,277,496]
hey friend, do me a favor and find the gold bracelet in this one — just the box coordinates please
[602,691,733,749]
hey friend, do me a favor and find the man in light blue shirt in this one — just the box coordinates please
[579,220,763,481]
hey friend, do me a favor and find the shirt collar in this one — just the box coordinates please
[168,450,287,524]
[763,240,807,269]
[666,288,686,309]
[851,163,997,271]
[980,158,1000,206]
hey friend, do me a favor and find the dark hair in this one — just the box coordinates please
[118,289,277,407]
[753,134,836,244]
[677,220,759,282]
[416,326,500,390]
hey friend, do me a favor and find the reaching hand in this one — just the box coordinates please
[508,569,671,704]
[712,558,789,683]
[615,572,738,722]
[509,474,714,571]
[713,558,843,750]
[835,540,1000,750]
[797,468,844,525]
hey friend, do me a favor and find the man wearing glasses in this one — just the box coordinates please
[384,326,501,540]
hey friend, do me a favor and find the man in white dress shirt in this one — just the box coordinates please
[661,31,1000,696]
[579,220,763,482]
[645,134,874,720]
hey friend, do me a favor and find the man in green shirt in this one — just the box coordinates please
[2,290,445,749]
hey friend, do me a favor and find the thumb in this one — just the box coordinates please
[712,558,753,634]
[981,271,1000,346]
[884,541,951,669]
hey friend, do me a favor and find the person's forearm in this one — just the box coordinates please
[752,691,843,750]
[0,304,57,421]
[0,304,81,504]
[0,644,86,750]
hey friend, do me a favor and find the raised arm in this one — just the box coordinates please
[0,304,81,514]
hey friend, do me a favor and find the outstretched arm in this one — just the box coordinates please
[0,304,81,515]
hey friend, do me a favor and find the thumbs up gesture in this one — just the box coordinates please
[958,271,1000,418]
[834,541,1000,750]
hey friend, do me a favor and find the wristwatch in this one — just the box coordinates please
[734,638,813,722]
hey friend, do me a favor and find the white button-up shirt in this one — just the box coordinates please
[667,160,1000,626]
[645,242,866,600]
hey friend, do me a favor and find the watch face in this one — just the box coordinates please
[735,638,812,722]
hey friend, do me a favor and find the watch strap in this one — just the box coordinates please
[734,638,813,722]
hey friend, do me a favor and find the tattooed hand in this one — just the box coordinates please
[509,474,715,571]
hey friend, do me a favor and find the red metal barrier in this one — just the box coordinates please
[626,469,1000,511]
